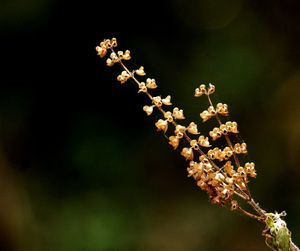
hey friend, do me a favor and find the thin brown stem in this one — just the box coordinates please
[236,205,265,222]
[247,198,266,217]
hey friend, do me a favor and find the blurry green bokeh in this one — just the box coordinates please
[0,0,300,250]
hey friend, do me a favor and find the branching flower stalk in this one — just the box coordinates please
[96,38,299,251]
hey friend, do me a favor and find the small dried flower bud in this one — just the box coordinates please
[138,82,147,93]
[169,135,180,150]
[152,96,162,107]
[105,40,112,48]
[123,50,131,60]
[123,71,130,77]
[215,172,225,182]
[237,166,246,176]
[234,143,247,154]
[189,161,196,168]
[96,46,107,57]
[235,180,247,191]
[146,78,157,89]
[208,148,218,160]
[225,121,238,133]
[164,111,173,122]
[216,103,229,116]
[209,127,223,140]
[199,155,212,170]
[245,162,256,178]
[222,147,233,160]
[117,71,131,84]
[200,106,216,122]
[207,83,215,94]
[99,41,106,48]
[195,84,207,96]
[101,38,116,49]
[199,84,207,93]
[190,139,199,150]
[181,147,194,160]
[231,200,238,211]
[234,143,242,154]
[110,52,118,60]
[173,107,185,119]
[209,147,224,160]
[220,124,228,135]
[197,179,207,190]
[208,173,219,186]
[117,50,124,57]
[135,66,146,76]
[198,135,211,147]
[224,161,235,176]
[220,187,231,200]
[187,122,200,134]
[143,105,155,116]
[111,37,117,47]
[207,106,216,115]
[201,110,215,122]
[200,110,210,122]
[175,125,186,138]
[226,177,234,184]
[194,88,203,97]
[106,58,114,67]
[162,95,172,106]
[155,119,168,133]
[195,162,204,174]
[187,161,203,178]
[187,162,196,177]
[240,143,247,153]
[232,122,238,133]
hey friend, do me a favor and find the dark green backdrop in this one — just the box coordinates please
[0,0,300,250]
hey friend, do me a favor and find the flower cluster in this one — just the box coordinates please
[187,156,234,205]
[97,38,300,251]
[194,83,215,96]
[96,37,257,208]
[209,121,238,140]
[95,38,117,58]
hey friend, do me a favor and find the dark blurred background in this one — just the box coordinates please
[0,0,300,250]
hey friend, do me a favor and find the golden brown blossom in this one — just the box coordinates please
[181,147,194,160]
[162,95,172,105]
[117,71,131,84]
[216,103,229,116]
[174,125,186,138]
[135,66,146,76]
[143,105,155,116]
[155,119,168,133]
[169,135,180,150]
[187,122,200,134]
[173,107,185,119]
[146,78,157,89]
[198,135,211,147]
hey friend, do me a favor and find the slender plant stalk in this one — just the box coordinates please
[96,38,299,251]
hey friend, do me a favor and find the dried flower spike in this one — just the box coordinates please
[97,37,299,251]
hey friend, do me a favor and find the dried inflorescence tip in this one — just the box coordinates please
[96,38,117,58]
[97,37,257,209]
[97,38,300,251]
